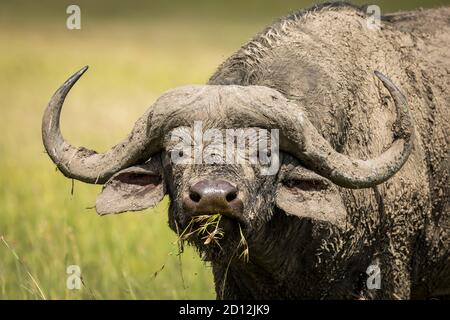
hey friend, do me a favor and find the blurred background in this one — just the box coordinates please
[0,0,447,299]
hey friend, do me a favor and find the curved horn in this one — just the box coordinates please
[284,71,413,189]
[43,68,413,189]
[42,66,157,184]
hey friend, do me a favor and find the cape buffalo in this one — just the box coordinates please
[42,2,449,299]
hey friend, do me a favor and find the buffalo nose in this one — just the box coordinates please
[184,179,242,215]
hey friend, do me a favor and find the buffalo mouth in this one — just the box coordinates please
[177,213,249,262]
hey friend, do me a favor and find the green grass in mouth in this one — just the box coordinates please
[177,213,249,262]
[178,214,224,248]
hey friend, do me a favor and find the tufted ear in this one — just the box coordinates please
[96,155,165,215]
[276,156,347,228]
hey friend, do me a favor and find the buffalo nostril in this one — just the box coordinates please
[189,191,201,203]
[226,191,238,202]
[186,180,240,214]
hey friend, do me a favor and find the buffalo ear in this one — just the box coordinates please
[275,157,347,228]
[96,156,165,215]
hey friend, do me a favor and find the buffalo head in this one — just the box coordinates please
[42,66,413,260]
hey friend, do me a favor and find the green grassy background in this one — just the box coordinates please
[0,0,447,299]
